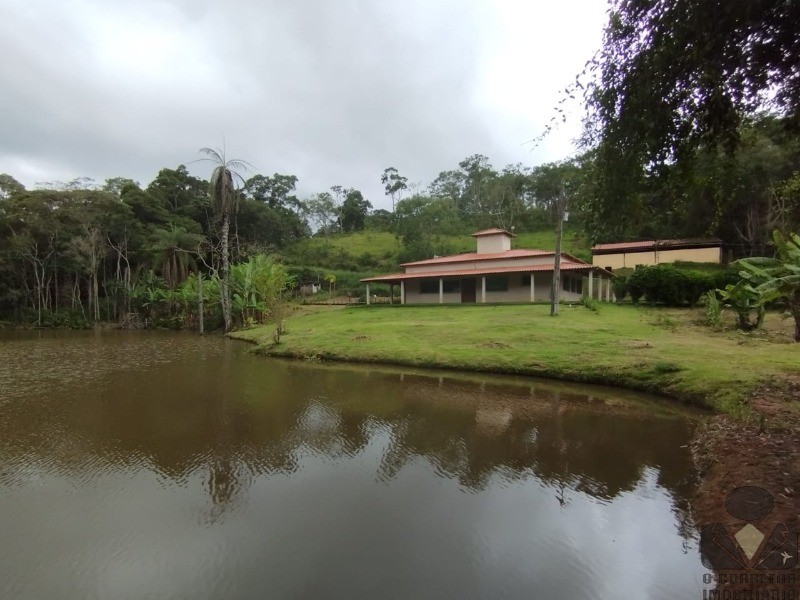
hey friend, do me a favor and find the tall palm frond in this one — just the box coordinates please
[196,145,253,332]
[199,147,252,219]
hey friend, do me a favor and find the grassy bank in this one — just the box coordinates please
[231,303,798,417]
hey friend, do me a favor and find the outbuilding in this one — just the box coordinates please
[591,238,722,271]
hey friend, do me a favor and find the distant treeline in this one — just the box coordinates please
[1,115,798,326]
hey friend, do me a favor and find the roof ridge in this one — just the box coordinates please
[399,248,553,267]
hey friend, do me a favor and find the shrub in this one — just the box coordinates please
[627,264,716,307]
[581,296,600,312]
[628,275,644,304]
[611,275,629,302]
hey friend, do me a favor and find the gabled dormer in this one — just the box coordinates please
[472,228,515,254]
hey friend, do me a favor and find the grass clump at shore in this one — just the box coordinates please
[231,303,799,417]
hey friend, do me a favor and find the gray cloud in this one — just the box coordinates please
[0,0,604,208]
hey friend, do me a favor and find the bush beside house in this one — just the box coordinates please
[618,264,738,307]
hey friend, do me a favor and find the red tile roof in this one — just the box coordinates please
[592,238,722,253]
[400,249,551,267]
[471,228,515,237]
[361,262,609,283]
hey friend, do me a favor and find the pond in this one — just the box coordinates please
[0,330,707,599]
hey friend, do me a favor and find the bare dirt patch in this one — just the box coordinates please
[692,377,800,526]
[477,341,510,349]
[626,340,653,349]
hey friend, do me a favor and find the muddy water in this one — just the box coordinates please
[0,330,707,599]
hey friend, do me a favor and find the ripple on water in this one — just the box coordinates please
[0,331,705,600]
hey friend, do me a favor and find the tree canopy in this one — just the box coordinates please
[585,0,800,160]
[580,0,800,242]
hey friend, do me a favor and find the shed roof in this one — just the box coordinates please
[591,238,722,254]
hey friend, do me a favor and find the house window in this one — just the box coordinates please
[442,280,460,293]
[521,275,531,286]
[485,276,508,292]
[605,266,613,272]
[420,280,438,294]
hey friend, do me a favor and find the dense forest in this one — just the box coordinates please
[0,114,798,328]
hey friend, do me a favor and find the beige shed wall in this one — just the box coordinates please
[592,246,721,270]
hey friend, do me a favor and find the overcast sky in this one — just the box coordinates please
[0,0,607,210]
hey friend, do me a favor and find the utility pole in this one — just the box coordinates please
[550,191,568,316]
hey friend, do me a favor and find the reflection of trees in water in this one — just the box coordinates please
[205,457,248,522]
[369,377,695,499]
[360,373,698,540]
[0,358,698,534]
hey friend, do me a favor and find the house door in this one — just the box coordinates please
[461,278,476,303]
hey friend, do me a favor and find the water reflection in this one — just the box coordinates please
[0,331,706,599]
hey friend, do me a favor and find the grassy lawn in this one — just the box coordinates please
[231,303,799,417]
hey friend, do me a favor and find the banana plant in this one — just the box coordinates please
[716,281,765,331]
[739,230,800,341]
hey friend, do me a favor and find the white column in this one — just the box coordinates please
[366,283,370,305]
[400,281,405,305]
[588,271,593,299]
[530,273,535,302]
[439,278,443,304]
[481,276,486,303]
[606,278,611,302]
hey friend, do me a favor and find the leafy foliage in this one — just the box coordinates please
[230,255,291,325]
[716,281,765,331]
[380,167,408,212]
[610,275,629,302]
[701,290,723,330]
[627,264,734,307]
[739,230,800,341]
[585,0,800,166]
[579,0,800,245]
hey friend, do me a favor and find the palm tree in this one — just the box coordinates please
[739,230,800,342]
[149,225,202,289]
[198,147,250,332]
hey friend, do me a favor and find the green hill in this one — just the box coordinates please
[284,227,592,275]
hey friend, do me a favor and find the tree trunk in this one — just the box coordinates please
[791,291,800,343]
[738,312,749,331]
[198,271,205,335]
[551,193,566,316]
[221,211,232,332]
[54,249,59,314]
